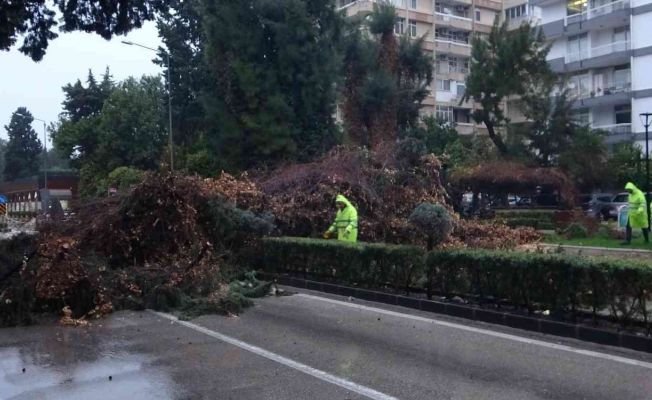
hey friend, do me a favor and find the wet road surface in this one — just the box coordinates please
[2,288,652,399]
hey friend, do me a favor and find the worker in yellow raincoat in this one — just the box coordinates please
[622,182,649,245]
[323,194,358,243]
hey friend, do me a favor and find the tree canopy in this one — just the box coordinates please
[1,0,167,61]
[463,20,551,155]
[4,107,43,181]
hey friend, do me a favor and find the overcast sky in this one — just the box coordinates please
[0,22,163,145]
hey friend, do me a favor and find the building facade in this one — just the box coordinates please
[337,0,503,135]
[531,0,652,147]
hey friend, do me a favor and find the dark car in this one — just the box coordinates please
[578,193,614,219]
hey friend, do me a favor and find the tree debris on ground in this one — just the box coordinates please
[0,146,540,327]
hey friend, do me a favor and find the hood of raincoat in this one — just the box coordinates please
[335,194,353,208]
[625,182,638,192]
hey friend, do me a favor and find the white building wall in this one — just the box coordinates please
[633,97,652,133]
[477,9,499,25]
[632,0,652,8]
[540,2,566,24]
[632,14,652,49]
[632,54,652,91]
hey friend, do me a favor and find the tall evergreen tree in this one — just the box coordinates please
[201,0,343,170]
[156,0,207,149]
[4,108,43,181]
[0,138,6,182]
[463,20,551,155]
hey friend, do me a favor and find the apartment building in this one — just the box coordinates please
[337,0,503,135]
[530,0,652,147]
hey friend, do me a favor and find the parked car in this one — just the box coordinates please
[578,193,614,219]
[605,192,629,220]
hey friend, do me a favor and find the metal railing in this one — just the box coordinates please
[435,62,469,74]
[565,40,630,63]
[593,123,632,135]
[564,0,630,25]
[569,81,631,100]
[434,12,472,22]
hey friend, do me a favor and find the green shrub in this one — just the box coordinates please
[409,203,451,250]
[427,249,652,326]
[564,223,589,239]
[497,210,556,230]
[107,166,145,191]
[495,210,556,221]
[261,237,424,294]
[261,237,652,328]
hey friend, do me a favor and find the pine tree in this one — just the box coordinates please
[202,0,343,170]
[4,108,43,181]
[463,20,551,155]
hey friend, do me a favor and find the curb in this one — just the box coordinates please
[265,274,652,354]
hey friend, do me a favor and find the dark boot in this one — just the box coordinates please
[621,224,633,245]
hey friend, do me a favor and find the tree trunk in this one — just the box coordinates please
[484,119,509,155]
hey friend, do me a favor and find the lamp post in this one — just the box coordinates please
[640,112,652,227]
[16,112,48,205]
[122,40,174,171]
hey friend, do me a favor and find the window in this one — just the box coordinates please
[395,18,405,34]
[613,65,631,91]
[456,83,466,98]
[475,10,481,21]
[569,74,590,98]
[410,0,417,9]
[567,33,588,58]
[567,0,588,15]
[613,26,629,43]
[436,79,451,91]
[436,106,454,122]
[572,109,590,126]
[615,104,631,124]
[408,19,417,37]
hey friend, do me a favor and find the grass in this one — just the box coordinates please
[543,232,652,251]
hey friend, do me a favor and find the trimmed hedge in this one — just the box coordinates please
[262,237,652,331]
[504,218,555,230]
[495,210,556,221]
[496,210,556,230]
[427,249,652,330]
[261,237,424,294]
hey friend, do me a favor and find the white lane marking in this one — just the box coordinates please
[150,311,399,400]
[296,293,652,370]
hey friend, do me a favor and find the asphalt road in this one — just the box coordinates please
[2,288,652,400]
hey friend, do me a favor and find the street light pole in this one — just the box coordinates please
[640,112,652,228]
[122,40,174,171]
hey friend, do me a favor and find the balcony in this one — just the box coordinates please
[337,0,376,17]
[593,123,631,136]
[565,40,630,64]
[435,63,469,82]
[434,38,471,57]
[434,12,473,31]
[507,15,542,30]
[564,0,630,26]
[474,0,502,11]
[456,123,475,135]
[569,81,631,108]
